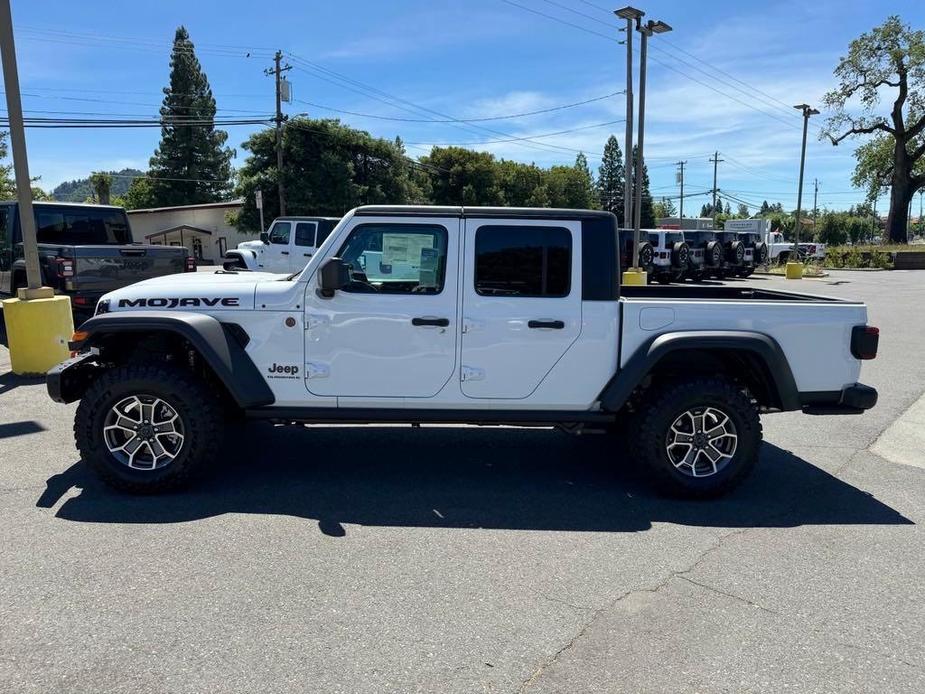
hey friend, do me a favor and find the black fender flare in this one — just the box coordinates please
[598,330,801,412]
[69,311,275,408]
[223,250,255,268]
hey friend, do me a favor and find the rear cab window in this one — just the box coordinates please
[34,205,131,245]
[474,225,571,297]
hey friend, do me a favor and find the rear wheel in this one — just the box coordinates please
[75,364,226,493]
[634,377,761,498]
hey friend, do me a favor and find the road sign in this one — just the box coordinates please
[255,189,263,209]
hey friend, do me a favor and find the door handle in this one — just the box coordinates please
[528,320,565,329]
[281,251,290,255]
[412,317,450,327]
[304,253,312,257]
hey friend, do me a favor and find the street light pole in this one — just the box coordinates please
[615,7,644,237]
[632,18,672,250]
[790,103,819,279]
[0,0,43,297]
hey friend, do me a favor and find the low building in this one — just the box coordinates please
[126,199,252,265]
[656,217,715,230]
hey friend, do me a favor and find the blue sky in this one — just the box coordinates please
[6,0,922,215]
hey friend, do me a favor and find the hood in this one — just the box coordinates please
[236,240,265,251]
[99,270,287,313]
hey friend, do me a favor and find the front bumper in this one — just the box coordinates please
[801,383,878,415]
[47,352,103,404]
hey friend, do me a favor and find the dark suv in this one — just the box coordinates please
[711,231,746,279]
[618,229,655,275]
[734,232,769,277]
[681,230,723,282]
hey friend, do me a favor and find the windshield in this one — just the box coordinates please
[34,205,131,245]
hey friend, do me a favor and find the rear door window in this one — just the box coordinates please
[474,225,571,297]
[294,222,316,247]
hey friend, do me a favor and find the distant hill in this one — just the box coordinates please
[52,168,144,202]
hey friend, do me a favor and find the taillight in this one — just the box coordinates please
[55,257,74,277]
[851,325,879,360]
[185,256,196,272]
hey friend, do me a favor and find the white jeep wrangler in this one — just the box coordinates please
[223,216,339,274]
[49,206,879,498]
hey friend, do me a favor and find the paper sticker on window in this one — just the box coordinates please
[382,233,434,267]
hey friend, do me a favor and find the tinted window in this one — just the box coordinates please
[34,206,131,245]
[647,233,659,246]
[316,219,337,245]
[336,223,448,294]
[686,232,714,243]
[268,221,291,244]
[475,225,571,297]
[294,222,316,247]
[665,232,684,245]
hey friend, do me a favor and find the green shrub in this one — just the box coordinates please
[823,245,894,269]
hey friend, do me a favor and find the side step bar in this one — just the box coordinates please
[244,407,615,427]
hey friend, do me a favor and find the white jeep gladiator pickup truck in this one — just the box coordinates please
[48,206,879,498]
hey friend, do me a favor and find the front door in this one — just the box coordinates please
[263,220,292,273]
[304,217,459,399]
[461,219,582,399]
[291,221,318,273]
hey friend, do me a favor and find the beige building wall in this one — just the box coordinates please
[127,201,257,264]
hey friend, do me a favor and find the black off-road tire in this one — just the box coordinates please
[633,377,762,498]
[75,364,226,494]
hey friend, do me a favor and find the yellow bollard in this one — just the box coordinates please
[622,267,648,286]
[1,292,74,376]
[785,262,804,280]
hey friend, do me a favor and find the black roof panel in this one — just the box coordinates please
[354,205,616,222]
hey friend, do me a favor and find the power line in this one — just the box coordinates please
[405,119,625,146]
[292,90,624,124]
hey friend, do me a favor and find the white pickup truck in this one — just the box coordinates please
[48,206,879,498]
[223,216,339,273]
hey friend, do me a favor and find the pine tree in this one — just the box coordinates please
[573,152,595,209]
[144,26,232,207]
[597,135,625,222]
[632,145,655,228]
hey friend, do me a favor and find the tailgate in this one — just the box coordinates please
[69,245,188,293]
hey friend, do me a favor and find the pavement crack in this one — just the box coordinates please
[534,592,595,613]
[675,574,777,614]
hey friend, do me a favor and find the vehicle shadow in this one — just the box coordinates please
[0,372,45,396]
[37,423,911,535]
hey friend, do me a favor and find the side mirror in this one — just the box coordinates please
[318,257,350,297]
[259,232,270,245]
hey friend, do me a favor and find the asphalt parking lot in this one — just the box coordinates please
[2,270,924,694]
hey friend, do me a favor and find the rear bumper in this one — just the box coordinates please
[801,383,878,415]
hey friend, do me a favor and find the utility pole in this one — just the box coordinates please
[791,103,819,278]
[812,178,819,235]
[265,51,291,216]
[676,160,686,226]
[709,151,723,226]
[615,7,644,231]
[0,0,41,296]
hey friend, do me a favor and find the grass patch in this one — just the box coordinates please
[763,264,827,277]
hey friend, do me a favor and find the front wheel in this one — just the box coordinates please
[633,377,762,498]
[75,364,226,493]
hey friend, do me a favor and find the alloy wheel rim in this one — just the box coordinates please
[103,395,186,470]
[665,406,738,478]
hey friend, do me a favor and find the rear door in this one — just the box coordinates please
[291,220,318,273]
[460,218,581,399]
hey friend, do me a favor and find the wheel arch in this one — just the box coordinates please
[599,331,801,413]
[67,311,274,408]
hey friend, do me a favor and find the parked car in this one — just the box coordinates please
[710,231,746,278]
[647,230,689,284]
[681,230,723,282]
[49,205,879,499]
[734,232,769,277]
[0,201,192,318]
[618,229,654,276]
[223,216,340,273]
[766,231,826,264]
